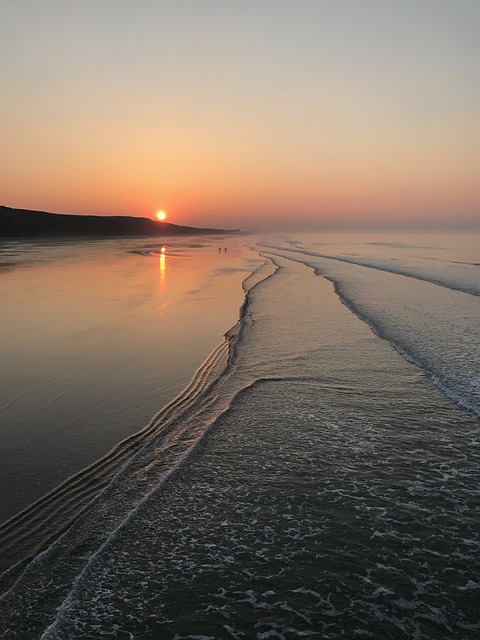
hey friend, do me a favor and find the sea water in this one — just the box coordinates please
[0,232,478,639]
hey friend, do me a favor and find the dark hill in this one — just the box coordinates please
[0,206,238,238]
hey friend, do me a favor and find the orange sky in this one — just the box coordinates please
[1,1,479,230]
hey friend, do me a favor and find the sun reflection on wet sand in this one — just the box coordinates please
[158,245,166,292]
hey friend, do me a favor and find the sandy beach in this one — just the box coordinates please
[0,236,259,532]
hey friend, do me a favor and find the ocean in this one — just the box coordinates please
[0,231,478,639]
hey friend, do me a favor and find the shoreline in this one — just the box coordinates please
[0,256,274,591]
[0,236,258,520]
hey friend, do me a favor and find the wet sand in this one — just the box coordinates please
[0,236,259,525]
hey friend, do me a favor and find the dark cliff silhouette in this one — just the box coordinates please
[0,206,239,238]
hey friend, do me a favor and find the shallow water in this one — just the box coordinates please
[0,232,479,639]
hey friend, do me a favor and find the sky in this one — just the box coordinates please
[1,0,479,230]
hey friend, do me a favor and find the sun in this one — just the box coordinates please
[156,210,167,221]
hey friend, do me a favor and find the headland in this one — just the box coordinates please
[0,206,239,238]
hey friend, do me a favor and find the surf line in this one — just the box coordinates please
[260,247,480,420]
[257,241,480,298]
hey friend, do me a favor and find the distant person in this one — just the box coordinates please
[224,247,227,253]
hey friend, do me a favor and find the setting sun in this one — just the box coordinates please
[156,211,167,221]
